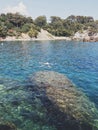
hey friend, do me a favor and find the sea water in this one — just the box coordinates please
[0,40,98,129]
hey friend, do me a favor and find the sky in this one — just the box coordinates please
[0,0,98,20]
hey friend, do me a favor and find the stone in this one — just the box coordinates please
[0,122,16,130]
[83,36,90,42]
[0,71,98,130]
[31,71,98,130]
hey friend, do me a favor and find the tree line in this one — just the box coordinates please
[0,13,98,38]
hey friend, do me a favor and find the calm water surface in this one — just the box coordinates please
[0,40,98,106]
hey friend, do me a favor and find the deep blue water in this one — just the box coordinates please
[0,40,98,106]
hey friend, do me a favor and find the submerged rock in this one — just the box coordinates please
[0,122,16,130]
[0,71,98,130]
[31,71,98,130]
[0,84,56,130]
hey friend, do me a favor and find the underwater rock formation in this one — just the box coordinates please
[31,71,98,130]
[0,71,98,130]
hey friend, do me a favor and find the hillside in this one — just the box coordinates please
[0,13,98,41]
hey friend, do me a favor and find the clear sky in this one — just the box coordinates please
[0,0,98,20]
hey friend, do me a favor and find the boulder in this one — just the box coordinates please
[95,37,98,42]
[31,71,98,130]
[0,71,98,130]
[83,36,90,42]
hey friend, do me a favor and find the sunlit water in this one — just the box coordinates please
[0,40,98,107]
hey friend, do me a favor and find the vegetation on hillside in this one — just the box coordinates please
[0,13,98,38]
[0,13,39,38]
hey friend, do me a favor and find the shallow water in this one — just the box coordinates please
[0,40,98,105]
[0,40,98,129]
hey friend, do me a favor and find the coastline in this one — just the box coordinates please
[0,37,71,42]
[0,29,98,42]
[0,29,71,42]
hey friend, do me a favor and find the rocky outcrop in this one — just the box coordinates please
[37,29,71,40]
[73,30,98,42]
[37,29,55,40]
[31,71,98,130]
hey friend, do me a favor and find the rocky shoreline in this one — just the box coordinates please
[0,29,98,42]
[72,30,98,42]
[0,29,71,42]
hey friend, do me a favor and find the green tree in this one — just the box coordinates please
[0,25,8,38]
[28,28,38,38]
[50,16,62,23]
[34,16,47,27]
[21,23,31,33]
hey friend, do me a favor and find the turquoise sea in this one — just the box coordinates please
[0,40,98,130]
